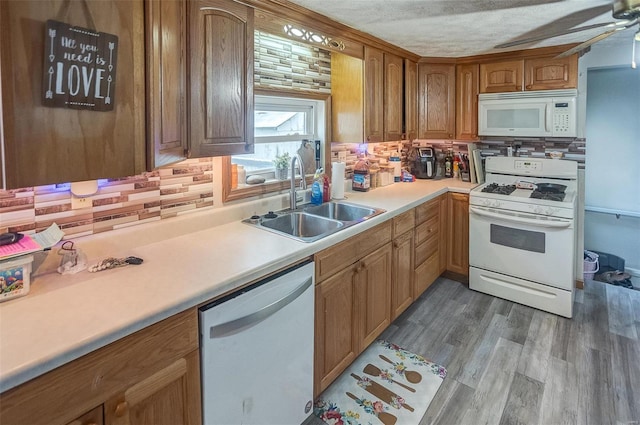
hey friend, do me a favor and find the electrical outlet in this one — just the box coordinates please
[71,195,93,210]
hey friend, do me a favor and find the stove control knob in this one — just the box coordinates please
[492,200,501,208]
[532,206,544,215]
[482,199,493,207]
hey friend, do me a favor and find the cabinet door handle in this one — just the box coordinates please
[526,85,532,89]
[516,85,522,91]
[114,401,129,417]
[393,240,399,248]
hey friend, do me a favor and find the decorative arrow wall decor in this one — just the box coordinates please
[42,19,118,111]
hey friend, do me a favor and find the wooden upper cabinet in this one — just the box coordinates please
[364,47,384,143]
[331,49,410,144]
[384,53,403,142]
[404,59,418,140]
[331,52,364,143]
[480,60,523,93]
[418,63,456,139]
[480,55,578,93]
[524,55,578,90]
[146,0,188,169]
[0,0,146,188]
[456,63,479,140]
[189,0,254,157]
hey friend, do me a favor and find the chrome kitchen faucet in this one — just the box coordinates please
[290,154,306,210]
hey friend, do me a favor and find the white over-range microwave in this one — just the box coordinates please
[478,89,577,137]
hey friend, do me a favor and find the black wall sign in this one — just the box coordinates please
[42,20,118,111]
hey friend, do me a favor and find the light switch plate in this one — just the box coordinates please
[71,195,93,210]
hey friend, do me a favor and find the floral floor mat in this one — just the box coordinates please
[314,340,447,425]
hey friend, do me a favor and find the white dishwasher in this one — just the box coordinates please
[199,260,314,425]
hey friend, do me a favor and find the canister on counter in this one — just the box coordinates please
[390,152,401,182]
[369,160,380,189]
[352,159,370,192]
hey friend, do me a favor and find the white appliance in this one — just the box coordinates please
[199,261,314,425]
[478,89,577,137]
[469,157,578,318]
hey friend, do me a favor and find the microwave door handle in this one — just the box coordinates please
[470,206,571,228]
[545,104,551,133]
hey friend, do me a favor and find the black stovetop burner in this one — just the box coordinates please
[530,190,566,202]
[481,183,517,195]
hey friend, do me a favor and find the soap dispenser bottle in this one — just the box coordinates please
[311,168,323,205]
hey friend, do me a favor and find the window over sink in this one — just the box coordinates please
[222,90,328,202]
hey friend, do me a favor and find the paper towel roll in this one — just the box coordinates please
[331,162,346,199]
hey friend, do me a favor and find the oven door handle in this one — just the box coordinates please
[470,206,572,228]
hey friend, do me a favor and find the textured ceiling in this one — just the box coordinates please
[285,0,634,57]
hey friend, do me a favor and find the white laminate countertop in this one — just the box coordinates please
[0,179,475,392]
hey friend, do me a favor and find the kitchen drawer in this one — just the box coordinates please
[414,251,439,297]
[416,197,440,224]
[415,231,439,266]
[393,209,415,238]
[415,215,439,246]
[315,220,392,282]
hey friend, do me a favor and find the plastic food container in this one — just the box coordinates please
[0,255,34,302]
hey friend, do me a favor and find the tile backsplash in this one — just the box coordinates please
[330,136,587,180]
[0,158,214,237]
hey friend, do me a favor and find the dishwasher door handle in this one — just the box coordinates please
[209,276,313,339]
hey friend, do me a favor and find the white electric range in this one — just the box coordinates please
[469,156,578,318]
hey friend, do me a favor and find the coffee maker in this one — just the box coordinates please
[410,147,437,179]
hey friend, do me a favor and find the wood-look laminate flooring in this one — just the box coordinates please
[304,277,640,425]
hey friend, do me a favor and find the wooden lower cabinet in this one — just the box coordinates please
[66,406,104,425]
[314,265,358,396]
[391,230,414,320]
[0,309,201,425]
[447,192,470,277]
[414,251,440,296]
[105,351,201,425]
[314,222,393,396]
[391,209,415,320]
[355,243,393,351]
[413,194,446,297]
[439,195,449,274]
[314,242,392,395]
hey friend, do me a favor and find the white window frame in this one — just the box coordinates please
[223,92,328,203]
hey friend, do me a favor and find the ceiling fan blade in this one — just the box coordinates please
[495,21,618,48]
[495,4,612,50]
[555,21,638,58]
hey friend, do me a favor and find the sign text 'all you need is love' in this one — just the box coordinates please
[42,20,118,111]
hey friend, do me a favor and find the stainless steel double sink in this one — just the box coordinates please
[243,201,386,242]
